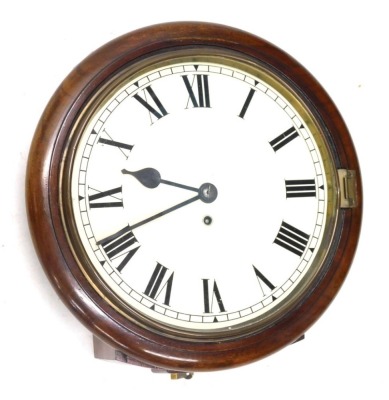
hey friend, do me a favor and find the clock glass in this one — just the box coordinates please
[63,51,338,337]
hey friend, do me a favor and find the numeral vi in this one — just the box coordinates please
[202,279,226,313]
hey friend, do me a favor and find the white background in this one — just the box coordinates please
[1,1,387,398]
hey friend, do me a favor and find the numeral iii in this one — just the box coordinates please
[285,179,316,198]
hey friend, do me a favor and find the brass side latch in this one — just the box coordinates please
[338,169,358,208]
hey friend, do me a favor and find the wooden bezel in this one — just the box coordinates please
[26,22,362,372]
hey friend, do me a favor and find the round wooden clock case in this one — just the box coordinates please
[26,22,361,373]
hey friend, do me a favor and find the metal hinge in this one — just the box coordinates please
[338,169,358,208]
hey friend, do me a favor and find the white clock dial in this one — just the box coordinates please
[69,55,334,333]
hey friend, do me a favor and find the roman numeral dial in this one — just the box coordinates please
[70,57,329,332]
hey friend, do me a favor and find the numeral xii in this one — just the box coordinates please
[182,72,210,108]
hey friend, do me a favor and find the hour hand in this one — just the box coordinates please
[121,167,218,230]
[122,167,199,193]
[122,167,161,188]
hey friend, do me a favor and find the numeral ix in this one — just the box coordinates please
[88,187,123,208]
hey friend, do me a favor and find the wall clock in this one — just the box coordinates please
[26,22,361,376]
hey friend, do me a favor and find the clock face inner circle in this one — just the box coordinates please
[66,53,336,335]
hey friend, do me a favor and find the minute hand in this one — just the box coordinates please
[122,167,218,229]
[131,180,218,230]
[131,194,200,230]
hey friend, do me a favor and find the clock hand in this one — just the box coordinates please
[131,195,200,230]
[127,181,218,230]
[95,195,201,245]
[121,168,217,229]
[122,168,199,192]
[121,167,161,188]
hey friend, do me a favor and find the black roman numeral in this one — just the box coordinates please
[133,85,168,121]
[238,88,256,119]
[274,221,310,257]
[253,265,275,291]
[88,187,123,208]
[98,138,134,151]
[144,263,174,306]
[285,179,316,198]
[269,126,299,152]
[95,130,134,159]
[202,279,226,313]
[98,225,140,272]
[182,72,210,108]
[253,266,279,301]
